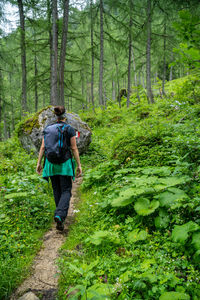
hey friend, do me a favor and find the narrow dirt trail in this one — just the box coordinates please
[11,177,82,300]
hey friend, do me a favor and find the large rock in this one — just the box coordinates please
[17,107,92,155]
[18,292,39,300]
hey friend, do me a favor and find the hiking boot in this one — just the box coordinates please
[54,215,64,231]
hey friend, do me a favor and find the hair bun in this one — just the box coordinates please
[54,106,65,116]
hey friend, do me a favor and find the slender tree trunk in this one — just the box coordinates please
[162,21,166,96]
[90,0,95,111]
[132,47,137,86]
[50,0,58,105]
[0,70,2,141]
[127,0,133,108]
[170,65,173,81]
[87,79,91,105]
[142,66,146,89]
[99,0,104,106]
[112,80,116,100]
[34,41,38,112]
[146,0,154,104]
[47,0,53,104]
[59,0,69,106]
[17,0,28,112]
[9,73,15,131]
[154,71,157,83]
[81,70,85,109]
[3,101,8,140]
[170,53,173,81]
[113,51,120,107]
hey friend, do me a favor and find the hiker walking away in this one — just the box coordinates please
[36,106,82,231]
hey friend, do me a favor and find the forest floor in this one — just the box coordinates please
[10,177,82,300]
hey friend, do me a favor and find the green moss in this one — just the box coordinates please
[15,106,52,137]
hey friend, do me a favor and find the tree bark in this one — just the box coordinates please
[0,69,2,141]
[99,0,104,106]
[142,66,146,89]
[90,0,95,111]
[17,0,28,113]
[59,0,70,106]
[113,51,120,107]
[112,80,116,100]
[127,0,133,108]
[47,0,53,104]
[9,73,15,131]
[132,47,137,86]
[146,0,154,104]
[50,0,58,105]
[170,53,173,81]
[162,21,167,96]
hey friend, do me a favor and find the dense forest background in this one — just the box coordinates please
[0,0,199,140]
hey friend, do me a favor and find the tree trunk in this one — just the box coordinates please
[112,80,116,100]
[47,0,53,104]
[162,21,166,96]
[113,51,120,107]
[0,70,2,141]
[127,0,133,108]
[34,40,38,112]
[9,73,15,131]
[154,71,157,83]
[17,0,28,113]
[59,0,69,106]
[170,53,173,81]
[90,0,95,111]
[146,0,154,104]
[50,0,58,105]
[132,47,137,86]
[99,0,104,106]
[142,66,146,89]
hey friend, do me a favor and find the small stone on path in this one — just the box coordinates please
[18,292,39,300]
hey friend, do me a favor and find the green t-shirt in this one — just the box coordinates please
[43,158,76,180]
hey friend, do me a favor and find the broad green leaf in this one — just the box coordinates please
[159,292,190,300]
[156,188,188,208]
[134,198,159,216]
[88,230,120,245]
[192,231,200,250]
[142,166,171,176]
[142,272,157,283]
[111,188,145,207]
[127,229,148,243]
[172,222,199,243]
[119,271,132,283]
[158,176,190,187]
[82,283,113,300]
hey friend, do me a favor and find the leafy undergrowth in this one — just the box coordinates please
[0,138,54,299]
[58,76,200,299]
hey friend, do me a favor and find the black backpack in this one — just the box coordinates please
[43,122,72,164]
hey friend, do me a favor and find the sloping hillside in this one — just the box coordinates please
[58,75,200,299]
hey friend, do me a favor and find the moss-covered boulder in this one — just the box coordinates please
[17,107,92,155]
